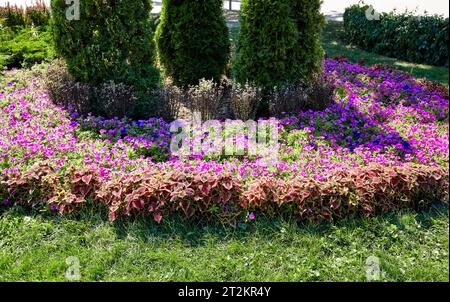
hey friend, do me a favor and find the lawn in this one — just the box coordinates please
[0,204,448,281]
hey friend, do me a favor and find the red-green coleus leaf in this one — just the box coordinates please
[222,190,232,202]
[109,211,117,222]
[222,180,233,190]
[81,174,93,185]
[199,183,211,195]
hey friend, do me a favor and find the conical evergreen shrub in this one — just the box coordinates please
[234,0,324,90]
[155,0,230,87]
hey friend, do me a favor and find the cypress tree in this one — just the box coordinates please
[234,0,325,90]
[155,0,230,87]
[50,0,160,117]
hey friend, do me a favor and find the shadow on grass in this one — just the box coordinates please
[1,202,448,248]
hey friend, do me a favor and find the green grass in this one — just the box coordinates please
[0,204,448,281]
[321,21,449,85]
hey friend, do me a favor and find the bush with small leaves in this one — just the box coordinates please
[45,60,154,119]
[184,79,225,121]
[44,60,94,113]
[230,82,262,121]
[94,81,137,118]
[0,27,54,69]
[150,83,184,120]
[155,0,230,87]
[235,0,325,91]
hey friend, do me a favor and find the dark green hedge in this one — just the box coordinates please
[234,0,325,91]
[343,4,449,66]
[155,0,230,87]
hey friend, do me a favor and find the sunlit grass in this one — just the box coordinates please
[0,204,448,281]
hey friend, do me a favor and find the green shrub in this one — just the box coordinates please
[50,0,159,85]
[0,26,54,69]
[234,0,325,91]
[343,4,449,66]
[0,2,52,70]
[50,0,160,118]
[155,0,230,87]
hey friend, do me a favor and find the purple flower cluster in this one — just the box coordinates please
[75,113,171,162]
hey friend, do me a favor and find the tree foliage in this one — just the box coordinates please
[155,0,230,87]
[234,0,325,90]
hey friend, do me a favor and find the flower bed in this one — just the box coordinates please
[0,59,448,224]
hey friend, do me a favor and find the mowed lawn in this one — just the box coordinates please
[0,204,448,282]
[0,19,449,282]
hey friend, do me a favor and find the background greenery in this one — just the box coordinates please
[1,5,448,85]
[0,26,54,69]
[228,21,449,86]
[343,4,449,67]
[0,1,52,69]
[320,21,449,85]
[0,1,50,28]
